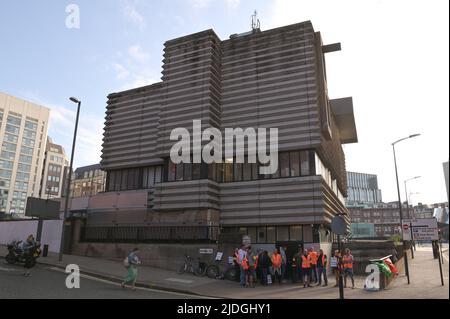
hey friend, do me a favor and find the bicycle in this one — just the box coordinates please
[205,260,237,281]
[177,254,206,276]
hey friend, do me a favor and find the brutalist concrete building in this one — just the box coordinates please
[73,21,358,266]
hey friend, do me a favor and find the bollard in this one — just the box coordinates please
[43,244,49,257]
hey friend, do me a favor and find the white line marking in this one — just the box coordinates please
[165,278,194,284]
[48,267,212,298]
[0,266,20,272]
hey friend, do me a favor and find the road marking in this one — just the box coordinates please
[165,278,194,284]
[47,267,212,298]
[0,266,20,272]
[443,253,449,263]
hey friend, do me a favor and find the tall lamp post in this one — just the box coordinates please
[404,176,421,258]
[392,134,420,284]
[58,97,81,262]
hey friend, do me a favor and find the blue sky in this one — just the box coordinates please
[0,0,448,204]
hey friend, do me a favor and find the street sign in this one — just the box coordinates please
[199,248,213,254]
[411,218,439,241]
[402,218,438,241]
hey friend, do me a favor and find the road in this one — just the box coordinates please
[0,262,204,299]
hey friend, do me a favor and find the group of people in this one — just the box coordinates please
[233,245,355,289]
[331,248,355,289]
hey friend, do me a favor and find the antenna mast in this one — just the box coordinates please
[251,10,260,32]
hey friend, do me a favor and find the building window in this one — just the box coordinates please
[106,166,162,192]
[290,152,300,177]
[280,153,290,177]
[257,227,266,243]
[277,226,289,241]
[223,162,233,182]
[243,163,252,181]
[290,226,302,241]
[303,226,313,243]
[266,227,276,243]
[168,161,176,182]
[176,163,184,181]
[234,163,243,182]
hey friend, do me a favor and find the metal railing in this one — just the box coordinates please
[80,226,220,244]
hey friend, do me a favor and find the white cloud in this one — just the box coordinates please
[189,0,212,9]
[112,63,130,80]
[225,0,240,9]
[127,45,150,64]
[124,1,146,31]
[119,69,158,91]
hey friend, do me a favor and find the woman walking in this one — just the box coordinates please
[121,248,141,290]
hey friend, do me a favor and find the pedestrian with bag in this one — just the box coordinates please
[121,248,141,291]
[331,250,341,287]
[238,245,248,287]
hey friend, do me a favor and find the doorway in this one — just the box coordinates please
[276,241,303,280]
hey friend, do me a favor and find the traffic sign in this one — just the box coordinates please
[411,218,439,241]
[402,218,438,241]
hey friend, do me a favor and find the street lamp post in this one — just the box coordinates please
[58,97,81,262]
[404,176,421,258]
[392,134,420,284]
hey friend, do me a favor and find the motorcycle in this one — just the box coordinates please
[6,241,41,266]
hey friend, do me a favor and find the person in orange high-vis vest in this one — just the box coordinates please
[343,248,355,289]
[301,249,312,288]
[271,249,282,284]
[309,248,319,284]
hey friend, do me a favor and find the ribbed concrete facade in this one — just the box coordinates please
[100,21,357,237]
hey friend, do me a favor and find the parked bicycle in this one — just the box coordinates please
[206,260,236,281]
[177,254,206,276]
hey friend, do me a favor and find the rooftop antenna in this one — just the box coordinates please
[251,10,260,32]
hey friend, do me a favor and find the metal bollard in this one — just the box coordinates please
[43,244,49,257]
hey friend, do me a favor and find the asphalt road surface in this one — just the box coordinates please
[0,262,204,299]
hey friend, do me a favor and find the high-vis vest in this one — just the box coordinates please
[242,257,250,270]
[301,255,311,268]
[310,251,318,265]
[253,255,258,269]
[343,255,353,269]
[271,253,282,268]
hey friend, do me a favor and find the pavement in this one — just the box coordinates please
[1,244,448,299]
